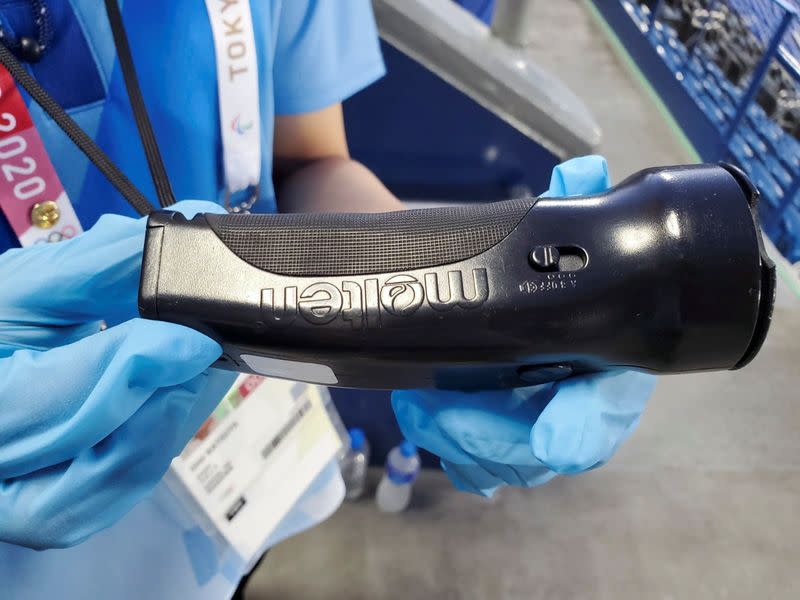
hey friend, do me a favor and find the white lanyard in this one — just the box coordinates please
[204,0,261,205]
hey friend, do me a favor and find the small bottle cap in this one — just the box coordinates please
[399,440,417,458]
[348,428,366,451]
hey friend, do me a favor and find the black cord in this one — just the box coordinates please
[104,0,176,208]
[0,42,155,216]
[0,0,178,216]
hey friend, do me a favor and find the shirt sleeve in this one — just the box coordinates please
[272,0,386,115]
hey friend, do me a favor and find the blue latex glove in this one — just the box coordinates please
[392,156,658,497]
[0,201,235,549]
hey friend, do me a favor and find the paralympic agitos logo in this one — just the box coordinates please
[261,268,489,328]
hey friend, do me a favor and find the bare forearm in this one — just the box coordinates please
[274,157,403,214]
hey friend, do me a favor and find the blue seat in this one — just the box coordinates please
[656,41,684,71]
[703,77,725,104]
[650,23,667,45]
[667,34,688,61]
[729,133,756,162]
[604,0,800,262]
[697,94,726,127]
[781,206,800,263]
[746,159,784,208]
[775,135,800,174]
[742,126,769,155]
[624,0,650,28]
[765,154,794,188]
[452,0,495,24]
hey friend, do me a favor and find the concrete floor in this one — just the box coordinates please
[247,2,800,598]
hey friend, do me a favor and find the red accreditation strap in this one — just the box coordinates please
[0,64,82,246]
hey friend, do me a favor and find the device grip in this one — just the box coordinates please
[203,199,534,277]
[140,163,774,390]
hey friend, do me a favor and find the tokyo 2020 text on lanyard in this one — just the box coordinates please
[0,0,81,246]
[0,0,262,248]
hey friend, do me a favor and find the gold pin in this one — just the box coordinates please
[30,201,60,229]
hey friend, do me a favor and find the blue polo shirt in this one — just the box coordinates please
[0,1,384,598]
[0,0,385,250]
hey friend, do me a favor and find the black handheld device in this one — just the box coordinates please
[139,163,775,390]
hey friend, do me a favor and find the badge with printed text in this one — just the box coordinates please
[168,374,343,561]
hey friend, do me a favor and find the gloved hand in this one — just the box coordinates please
[392,156,658,497]
[0,201,235,549]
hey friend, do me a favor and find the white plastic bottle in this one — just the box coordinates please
[340,428,370,500]
[321,388,350,462]
[376,440,420,513]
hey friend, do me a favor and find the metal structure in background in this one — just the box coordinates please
[491,0,538,46]
[593,0,800,262]
[371,0,601,159]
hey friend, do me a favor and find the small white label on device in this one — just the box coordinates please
[240,354,338,385]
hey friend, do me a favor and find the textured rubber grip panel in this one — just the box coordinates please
[204,199,535,276]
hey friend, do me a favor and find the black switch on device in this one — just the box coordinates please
[529,245,560,271]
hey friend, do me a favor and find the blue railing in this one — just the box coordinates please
[597,0,800,262]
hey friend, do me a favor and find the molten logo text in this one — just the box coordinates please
[261,269,489,328]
